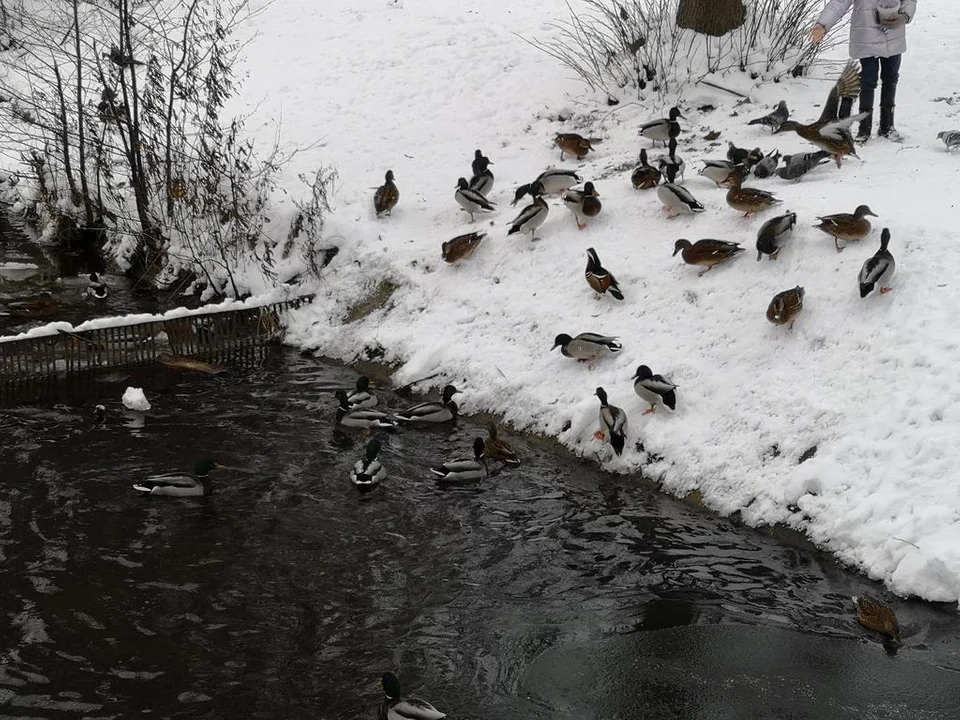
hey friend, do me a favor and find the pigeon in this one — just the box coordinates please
[776,151,831,181]
[752,150,781,179]
[747,101,789,132]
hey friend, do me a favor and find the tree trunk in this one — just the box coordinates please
[676,0,746,37]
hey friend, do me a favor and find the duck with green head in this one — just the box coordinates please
[133,459,224,497]
[351,439,386,492]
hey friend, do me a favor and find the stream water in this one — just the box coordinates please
[1,219,958,719]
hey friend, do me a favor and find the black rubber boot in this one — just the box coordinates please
[878,105,902,141]
[856,113,872,144]
[838,97,853,119]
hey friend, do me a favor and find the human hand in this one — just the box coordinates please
[810,24,826,45]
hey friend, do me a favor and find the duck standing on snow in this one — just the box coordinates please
[756,211,797,260]
[814,204,877,252]
[699,159,735,187]
[724,166,782,217]
[563,181,601,229]
[639,106,683,146]
[632,365,677,415]
[513,169,582,204]
[673,238,745,277]
[455,178,496,222]
[766,286,805,329]
[594,387,627,456]
[351,438,386,492]
[486,422,521,468]
[345,375,378,410]
[379,671,446,720]
[858,228,896,298]
[554,132,600,161]
[335,390,398,430]
[397,384,460,424]
[507,181,548,240]
[87,272,109,300]
[132,459,224,497]
[374,170,400,217]
[468,155,494,196]
[937,130,960,151]
[471,149,489,177]
[631,148,661,189]
[553,332,622,368]
[442,231,485,264]
[431,437,488,483]
[584,247,623,300]
[657,183,705,218]
[657,137,685,183]
[726,142,763,168]
[747,100,789,132]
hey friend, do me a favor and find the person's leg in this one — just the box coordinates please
[857,57,879,141]
[878,54,902,139]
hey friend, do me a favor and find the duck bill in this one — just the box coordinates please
[214,463,227,470]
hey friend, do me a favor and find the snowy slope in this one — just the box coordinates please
[229,0,960,602]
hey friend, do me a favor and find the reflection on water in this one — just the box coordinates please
[1,351,958,719]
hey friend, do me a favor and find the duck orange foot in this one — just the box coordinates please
[880,287,893,294]
[593,430,606,441]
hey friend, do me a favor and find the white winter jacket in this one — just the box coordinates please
[817,0,917,59]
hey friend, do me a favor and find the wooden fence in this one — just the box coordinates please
[0,295,313,399]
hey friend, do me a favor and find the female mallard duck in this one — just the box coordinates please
[751,150,781,179]
[554,132,600,160]
[756,212,797,261]
[87,272,109,300]
[507,182,548,240]
[657,137,685,184]
[859,228,895,298]
[657,183,705,218]
[776,62,865,167]
[698,159,735,187]
[814,204,877,252]
[513,169,582,204]
[747,100,789,132]
[632,365,677,414]
[853,594,901,646]
[594,387,627,456]
[631,148,661,189]
[442,231,484,264]
[345,375,378,410]
[431,437,487,483]
[468,155,494,196]
[132,459,224,497]
[584,247,623,300]
[455,178,495,222]
[486,422,521,468]
[724,166,781,217]
[563,182,601,230]
[552,332,622,367]
[374,170,400,217]
[726,142,763,167]
[673,238,745,276]
[766,286,805,329]
[351,438,386,492]
[639,106,683,146]
[336,390,398,430]
[397,384,460,423]
[379,672,446,720]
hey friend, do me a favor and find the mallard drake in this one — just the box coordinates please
[657,137,685,183]
[673,238,745,276]
[132,459,224,497]
[514,169,582,204]
[632,365,677,414]
[552,332,622,367]
[471,149,489,177]
[766,286,804,329]
[756,211,797,260]
[486,422,521,467]
[346,375,378,410]
[639,106,683,146]
[351,438,386,492]
[776,150,831,181]
[442,231,484,264]
[397,384,460,423]
[594,387,627,456]
[374,170,400,217]
[937,130,960,151]
[554,133,599,161]
[379,672,446,720]
[747,100,789,132]
[853,594,901,646]
[776,62,865,167]
[584,247,623,300]
[724,166,781,217]
[508,182,548,240]
[86,272,109,300]
[631,149,661,189]
[468,155,494,196]
[336,390,398,430]
[431,437,488,483]
[657,183,705,218]
[859,228,895,298]
[563,181,601,229]
[751,151,781,179]
[699,159,735,187]
[814,204,877,252]
[455,178,495,221]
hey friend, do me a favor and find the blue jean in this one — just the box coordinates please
[860,55,901,111]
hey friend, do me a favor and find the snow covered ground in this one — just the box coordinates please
[168,1,960,602]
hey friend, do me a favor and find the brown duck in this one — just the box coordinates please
[854,594,902,646]
[673,239,745,277]
[584,247,623,300]
[776,62,864,168]
[724,166,781,217]
[485,422,521,468]
[631,148,661,189]
[442,232,485,264]
[814,204,877,252]
[374,170,399,217]
[554,133,601,161]
[766,286,804,329]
